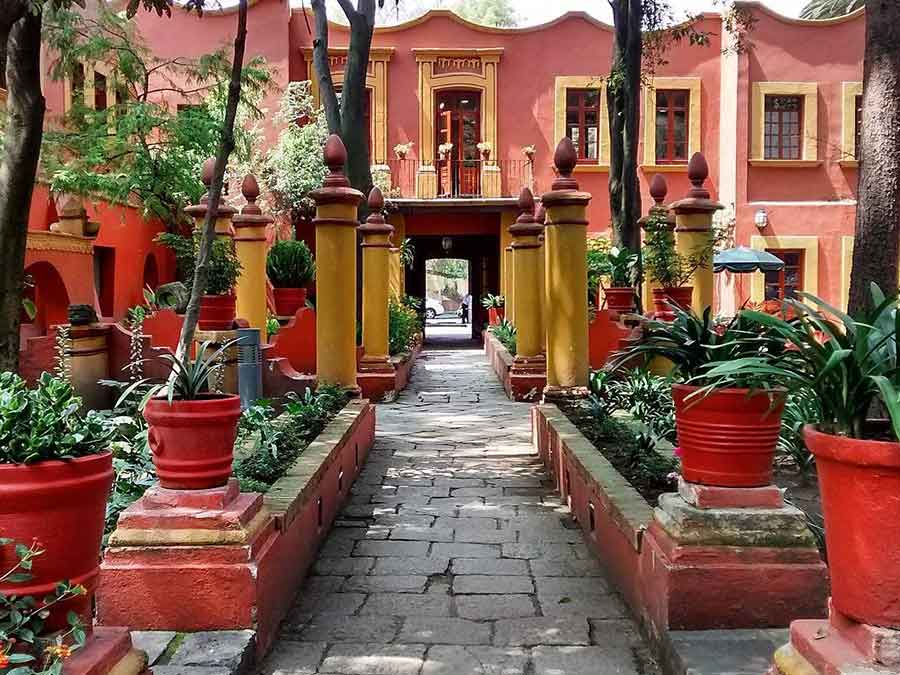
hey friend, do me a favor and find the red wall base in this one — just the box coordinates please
[484,332,545,401]
[62,627,148,675]
[358,342,421,401]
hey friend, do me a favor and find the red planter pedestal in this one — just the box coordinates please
[272,287,308,318]
[604,287,636,314]
[652,286,693,321]
[488,307,505,326]
[198,294,236,331]
[640,480,828,632]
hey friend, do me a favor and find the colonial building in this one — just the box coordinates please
[22,0,865,329]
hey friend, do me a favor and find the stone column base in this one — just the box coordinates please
[63,627,148,675]
[640,488,829,631]
[510,355,546,402]
[542,385,590,404]
[770,603,900,674]
[358,360,398,402]
[98,480,278,635]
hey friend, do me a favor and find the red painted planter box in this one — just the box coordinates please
[198,293,236,331]
[488,307,505,325]
[144,394,242,490]
[604,287,636,313]
[272,287,308,318]
[805,425,900,628]
[0,452,113,630]
[673,384,785,488]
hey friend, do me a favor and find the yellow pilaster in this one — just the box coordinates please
[542,139,591,393]
[232,175,271,342]
[506,245,516,325]
[509,189,545,367]
[359,188,394,371]
[499,214,515,300]
[311,136,364,390]
[671,154,722,315]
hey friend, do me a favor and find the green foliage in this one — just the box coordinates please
[481,294,505,309]
[606,246,639,288]
[267,315,281,338]
[266,240,316,288]
[234,385,349,491]
[642,212,713,289]
[118,339,238,407]
[586,236,612,294]
[399,238,416,270]
[453,0,518,27]
[263,82,329,222]
[389,297,423,356]
[489,319,517,355]
[0,541,88,675]
[591,369,677,446]
[40,6,271,230]
[0,372,112,465]
[156,231,242,295]
[778,387,823,475]
[703,285,900,441]
[800,0,864,19]
[609,304,784,384]
[426,259,468,279]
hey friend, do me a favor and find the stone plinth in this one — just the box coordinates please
[641,487,829,632]
[771,603,900,674]
[98,480,278,634]
[62,626,148,675]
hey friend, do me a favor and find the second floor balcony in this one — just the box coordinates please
[376,158,534,201]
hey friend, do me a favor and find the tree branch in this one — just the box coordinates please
[311,0,341,134]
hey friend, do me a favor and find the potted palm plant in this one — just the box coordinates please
[481,294,505,326]
[705,285,900,628]
[120,340,241,490]
[0,372,113,630]
[603,247,639,313]
[610,304,789,487]
[267,239,316,317]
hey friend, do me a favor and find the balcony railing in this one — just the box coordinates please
[377,158,533,200]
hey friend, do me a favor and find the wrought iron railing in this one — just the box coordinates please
[376,158,533,200]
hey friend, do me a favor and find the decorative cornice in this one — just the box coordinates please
[27,231,93,255]
[300,46,395,61]
[412,47,504,63]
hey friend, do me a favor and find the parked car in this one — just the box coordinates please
[425,298,445,320]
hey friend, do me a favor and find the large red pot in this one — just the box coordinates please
[488,307,505,326]
[652,286,693,321]
[673,384,785,487]
[198,294,236,331]
[273,287,308,318]
[805,425,900,628]
[143,395,241,490]
[0,452,113,630]
[605,287,636,313]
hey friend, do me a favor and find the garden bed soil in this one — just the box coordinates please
[556,398,677,506]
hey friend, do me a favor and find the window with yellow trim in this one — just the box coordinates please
[655,89,690,164]
[750,82,818,163]
[641,77,701,169]
[565,89,602,163]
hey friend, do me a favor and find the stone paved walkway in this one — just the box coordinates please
[258,344,659,675]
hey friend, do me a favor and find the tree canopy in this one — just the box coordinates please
[800,0,865,19]
[454,0,517,27]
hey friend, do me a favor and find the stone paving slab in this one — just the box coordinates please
[257,347,658,675]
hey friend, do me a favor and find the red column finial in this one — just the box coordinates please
[366,186,385,223]
[687,152,710,200]
[552,137,579,191]
[649,174,668,207]
[323,134,350,188]
[517,187,536,222]
[535,203,546,224]
[240,174,261,215]
[200,157,216,203]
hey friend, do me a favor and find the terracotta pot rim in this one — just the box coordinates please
[804,423,900,467]
[673,383,788,397]
[272,285,310,292]
[0,449,112,472]
[146,393,241,406]
[202,292,236,299]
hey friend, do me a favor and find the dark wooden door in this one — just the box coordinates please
[436,91,481,197]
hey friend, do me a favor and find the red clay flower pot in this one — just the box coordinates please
[605,287,636,313]
[143,394,241,490]
[0,452,113,630]
[488,307,505,326]
[273,287,308,318]
[198,293,236,331]
[805,425,900,628]
[673,384,785,487]
[652,286,693,321]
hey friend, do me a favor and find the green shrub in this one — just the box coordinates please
[389,297,422,356]
[481,294,505,309]
[157,231,242,295]
[591,369,676,446]
[0,372,112,465]
[489,319,517,355]
[266,240,315,288]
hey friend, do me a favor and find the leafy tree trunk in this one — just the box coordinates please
[175,0,248,359]
[607,0,643,254]
[848,0,900,312]
[311,0,374,197]
[0,6,45,373]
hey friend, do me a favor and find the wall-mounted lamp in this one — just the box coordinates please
[442,236,452,252]
[754,209,769,230]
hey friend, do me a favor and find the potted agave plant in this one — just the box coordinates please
[706,285,900,628]
[0,373,113,631]
[603,247,639,313]
[267,239,316,318]
[120,341,241,490]
[610,304,789,487]
[481,294,505,326]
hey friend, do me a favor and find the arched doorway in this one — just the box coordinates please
[425,257,471,341]
[143,252,159,290]
[22,261,70,337]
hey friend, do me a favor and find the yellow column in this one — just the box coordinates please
[509,189,545,371]
[499,213,515,305]
[506,246,516,325]
[536,205,547,352]
[542,138,591,393]
[671,153,723,314]
[359,187,394,372]
[311,135,364,390]
[231,175,270,342]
